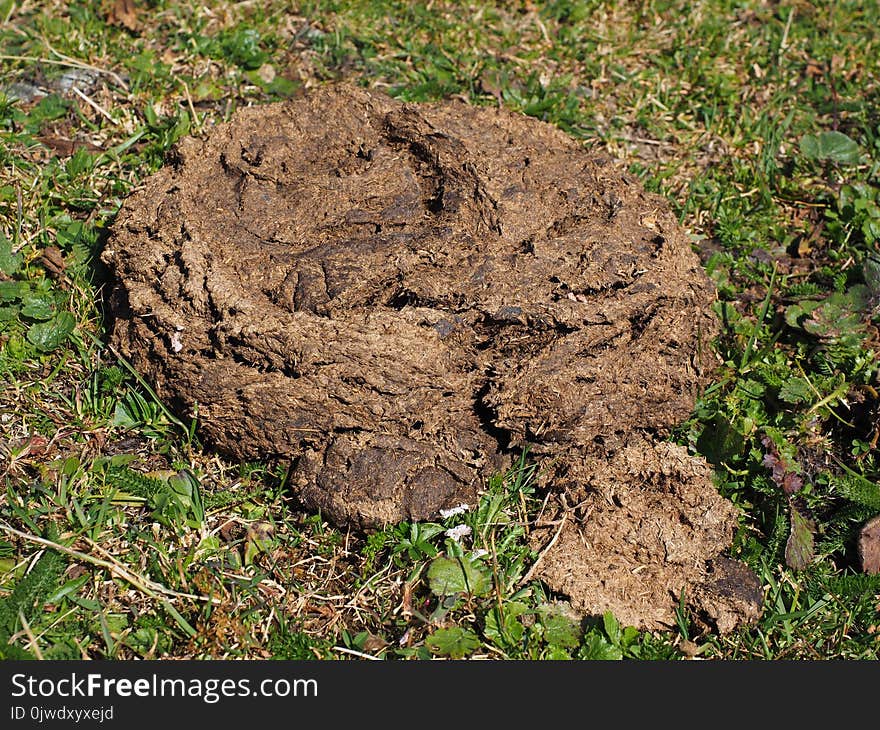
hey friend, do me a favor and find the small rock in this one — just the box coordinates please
[246,521,275,543]
[3,82,47,104]
[257,63,276,84]
[219,520,242,542]
[678,639,702,658]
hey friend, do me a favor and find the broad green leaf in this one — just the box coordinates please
[427,555,491,597]
[26,311,75,351]
[198,535,222,552]
[65,147,95,178]
[45,573,91,604]
[787,287,871,340]
[0,304,19,322]
[20,292,56,320]
[784,299,821,330]
[800,131,861,165]
[0,280,28,302]
[27,94,69,130]
[540,609,582,649]
[61,456,81,478]
[112,401,139,429]
[263,75,299,98]
[220,28,268,70]
[785,503,816,570]
[425,627,479,659]
[126,628,159,657]
[603,610,621,645]
[0,235,22,275]
[165,471,205,527]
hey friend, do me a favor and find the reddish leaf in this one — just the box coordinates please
[107,0,140,32]
[763,434,816,569]
[761,435,804,495]
[785,500,816,570]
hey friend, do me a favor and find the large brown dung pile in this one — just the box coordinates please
[102,83,762,631]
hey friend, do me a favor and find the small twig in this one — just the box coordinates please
[0,53,127,91]
[36,606,81,642]
[0,523,219,605]
[346,562,394,606]
[71,86,118,126]
[797,362,856,427]
[43,37,129,90]
[533,489,553,528]
[332,646,382,661]
[517,511,567,588]
[778,6,795,65]
[180,80,201,132]
[617,134,670,147]
[17,611,45,660]
[15,184,22,247]
[533,14,550,43]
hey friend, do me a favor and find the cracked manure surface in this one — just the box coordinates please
[103,84,762,632]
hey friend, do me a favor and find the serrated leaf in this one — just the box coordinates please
[784,299,821,329]
[602,610,621,645]
[0,304,20,322]
[425,627,479,659]
[0,235,22,275]
[778,377,813,404]
[540,610,582,649]
[427,555,491,597]
[785,503,816,570]
[0,280,28,302]
[578,632,623,660]
[26,311,75,351]
[833,474,880,510]
[863,217,880,247]
[800,131,862,165]
[788,287,870,343]
[544,646,573,659]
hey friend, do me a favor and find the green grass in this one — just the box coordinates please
[1,0,879,660]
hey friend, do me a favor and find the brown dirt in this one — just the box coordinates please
[102,83,762,632]
[859,514,880,574]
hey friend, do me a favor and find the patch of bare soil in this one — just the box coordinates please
[102,83,762,631]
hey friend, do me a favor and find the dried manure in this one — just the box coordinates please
[103,83,762,631]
